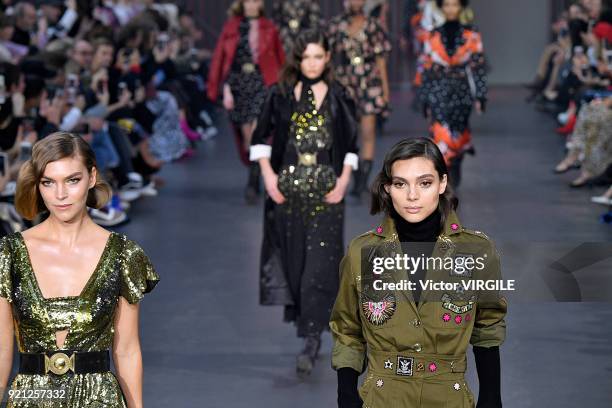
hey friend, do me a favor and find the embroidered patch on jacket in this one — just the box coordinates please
[361,293,397,326]
[396,356,414,376]
[441,293,475,314]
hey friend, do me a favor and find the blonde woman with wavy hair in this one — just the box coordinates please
[0,132,159,408]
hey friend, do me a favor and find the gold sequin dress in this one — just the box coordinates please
[0,232,159,407]
[275,86,344,338]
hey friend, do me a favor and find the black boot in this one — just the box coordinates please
[350,159,373,198]
[296,335,321,378]
[244,163,260,205]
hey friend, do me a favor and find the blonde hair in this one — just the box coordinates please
[15,132,112,220]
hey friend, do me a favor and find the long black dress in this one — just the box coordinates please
[250,82,358,337]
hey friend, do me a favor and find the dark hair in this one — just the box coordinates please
[229,0,265,17]
[436,0,469,8]
[370,138,458,229]
[0,13,15,29]
[278,29,334,94]
[0,62,21,90]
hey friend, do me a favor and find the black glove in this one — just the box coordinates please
[477,98,487,113]
[473,346,502,408]
[337,367,363,408]
[422,103,430,119]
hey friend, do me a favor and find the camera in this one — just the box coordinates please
[0,152,7,177]
[19,142,32,162]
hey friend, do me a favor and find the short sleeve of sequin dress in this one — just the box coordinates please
[120,239,160,304]
[0,235,12,302]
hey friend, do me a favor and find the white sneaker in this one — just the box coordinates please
[89,206,128,226]
[591,196,612,206]
[118,184,142,202]
[139,181,158,197]
[127,172,144,188]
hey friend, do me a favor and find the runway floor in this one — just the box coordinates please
[20,86,610,407]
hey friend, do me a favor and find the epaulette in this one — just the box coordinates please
[460,227,491,241]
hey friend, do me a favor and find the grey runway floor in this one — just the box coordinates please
[109,87,609,407]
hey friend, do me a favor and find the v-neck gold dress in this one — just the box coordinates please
[0,231,160,407]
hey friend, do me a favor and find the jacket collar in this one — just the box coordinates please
[373,210,462,240]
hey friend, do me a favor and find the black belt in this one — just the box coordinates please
[19,350,110,375]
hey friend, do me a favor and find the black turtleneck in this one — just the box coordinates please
[391,208,442,304]
[392,208,441,243]
[441,20,463,56]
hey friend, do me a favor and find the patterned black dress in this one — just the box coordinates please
[272,0,321,54]
[327,13,392,117]
[226,18,267,125]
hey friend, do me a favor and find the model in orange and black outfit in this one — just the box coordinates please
[420,0,486,188]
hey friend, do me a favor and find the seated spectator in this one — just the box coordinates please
[0,0,219,234]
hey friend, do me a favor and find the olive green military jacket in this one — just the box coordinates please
[330,211,507,407]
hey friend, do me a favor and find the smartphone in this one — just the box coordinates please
[22,117,35,133]
[156,32,170,50]
[66,73,79,89]
[0,152,7,177]
[97,80,106,94]
[19,142,32,162]
[0,75,5,104]
[574,46,585,56]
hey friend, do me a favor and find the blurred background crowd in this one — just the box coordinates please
[0,0,609,236]
[0,0,217,232]
[525,0,612,206]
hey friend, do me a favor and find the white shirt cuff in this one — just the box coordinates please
[344,153,359,171]
[249,144,272,161]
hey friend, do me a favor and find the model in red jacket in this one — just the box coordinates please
[207,0,285,204]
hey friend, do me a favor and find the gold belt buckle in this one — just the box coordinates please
[351,55,363,66]
[242,62,255,74]
[288,19,299,31]
[45,352,75,375]
[298,153,317,166]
